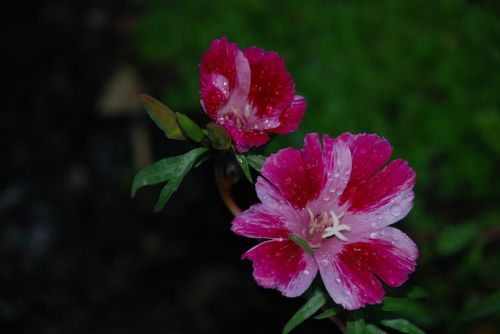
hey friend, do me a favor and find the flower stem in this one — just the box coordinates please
[214,164,242,216]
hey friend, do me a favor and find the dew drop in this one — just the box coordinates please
[302,270,310,275]
[335,278,341,283]
[321,259,329,266]
[323,196,330,202]
[370,232,378,239]
[329,187,336,193]
[390,204,402,216]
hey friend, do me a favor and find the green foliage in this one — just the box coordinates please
[288,234,313,255]
[282,289,327,334]
[139,94,185,140]
[247,154,266,172]
[380,319,426,334]
[313,307,338,320]
[134,0,500,332]
[131,147,209,211]
[234,152,253,183]
[347,311,366,334]
[175,112,205,142]
[206,123,232,150]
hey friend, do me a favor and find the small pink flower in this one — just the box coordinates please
[231,133,418,310]
[200,37,306,152]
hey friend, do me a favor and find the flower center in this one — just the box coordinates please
[219,104,254,129]
[305,207,351,247]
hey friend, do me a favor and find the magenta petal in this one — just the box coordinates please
[255,177,307,237]
[261,148,311,209]
[345,159,416,213]
[243,239,318,297]
[271,95,306,134]
[222,121,269,153]
[243,47,295,118]
[315,227,418,310]
[231,204,289,239]
[200,37,239,119]
[309,135,352,213]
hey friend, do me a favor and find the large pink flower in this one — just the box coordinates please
[231,133,418,310]
[200,37,306,152]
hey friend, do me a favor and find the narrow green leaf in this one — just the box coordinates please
[282,289,327,334]
[365,324,388,334]
[175,112,205,142]
[235,153,253,183]
[382,297,421,313]
[313,307,338,320]
[131,147,208,210]
[247,154,267,172]
[206,122,231,150]
[380,319,425,334]
[347,311,365,334]
[406,287,430,299]
[288,235,313,255]
[139,94,185,140]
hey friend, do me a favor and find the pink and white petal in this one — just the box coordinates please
[222,121,269,152]
[243,47,295,118]
[301,133,325,199]
[231,204,290,239]
[200,37,239,118]
[261,148,311,209]
[243,239,318,297]
[271,95,306,134]
[309,135,352,213]
[344,159,416,213]
[255,177,307,237]
[338,133,393,207]
[315,227,418,310]
[343,187,415,234]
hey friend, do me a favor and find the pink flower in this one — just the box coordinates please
[231,133,418,310]
[200,37,306,152]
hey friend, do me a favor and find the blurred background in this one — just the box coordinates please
[1,0,499,333]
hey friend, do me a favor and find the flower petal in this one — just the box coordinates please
[309,135,352,213]
[343,159,416,213]
[261,135,324,209]
[222,122,269,153]
[339,133,393,203]
[243,239,318,297]
[315,227,418,310]
[243,47,295,119]
[271,95,306,134]
[231,203,289,239]
[200,37,239,118]
[255,177,307,237]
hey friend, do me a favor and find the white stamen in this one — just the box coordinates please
[321,211,351,240]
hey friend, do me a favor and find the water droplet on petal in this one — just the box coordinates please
[390,204,402,216]
[329,187,336,193]
[370,232,378,239]
[302,270,310,275]
[321,259,329,266]
[335,278,341,283]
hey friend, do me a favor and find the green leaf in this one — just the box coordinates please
[382,297,421,313]
[313,307,338,320]
[406,287,430,299]
[206,122,231,150]
[461,291,500,322]
[347,311,365,334]
[139,94,185,140]
[380,319,425,334]
[247,154,267,172]
[288,235,313,255]
[235,153,253,183]
[131,147,208,211]
[436,223,478,256]
[175,112,205,142]
[282,289,327,334]
[365,324,389,334]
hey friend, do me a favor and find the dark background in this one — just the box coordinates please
[1,0,499,333]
